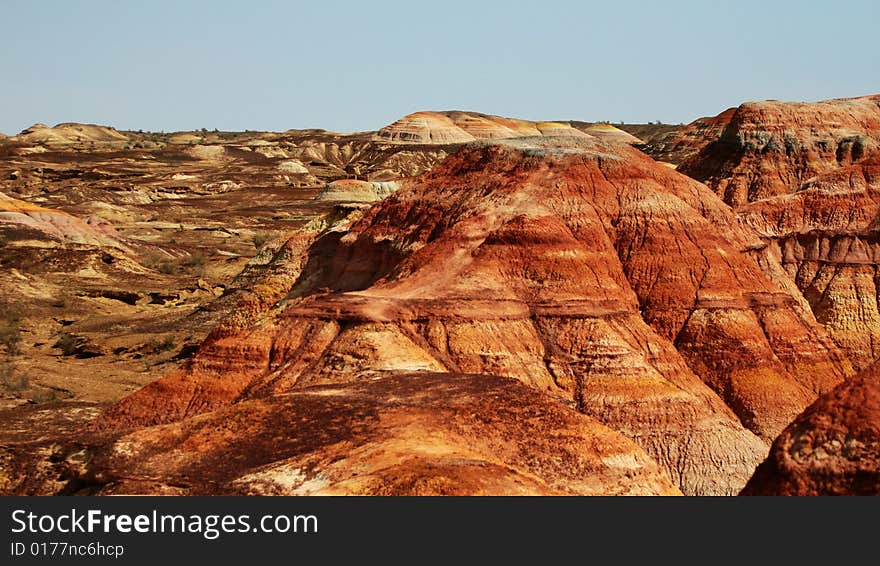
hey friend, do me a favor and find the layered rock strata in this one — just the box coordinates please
[375,111,593,145]
[679,95,880,206]
[101,137,853,494]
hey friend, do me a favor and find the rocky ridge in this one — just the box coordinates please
[671,95,880,371]
[41,373,680,496]
[4,98,880,496]
[373,111,633,145]
[97,136,853,495]
[679,95,880,205]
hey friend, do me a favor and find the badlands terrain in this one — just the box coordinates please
[1,98,879,495]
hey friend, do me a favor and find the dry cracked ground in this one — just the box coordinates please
[2,99,880,496]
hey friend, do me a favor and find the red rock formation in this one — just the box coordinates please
[742,364,880,495]
[82,373,681,495]
[674,96,880,371]
[679,95,880,206]
[101,137,854,494]
[738,159,880,368]
[638,108,736,165]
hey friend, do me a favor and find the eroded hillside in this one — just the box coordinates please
[3,98,880,495]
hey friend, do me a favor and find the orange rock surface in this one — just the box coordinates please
[640,108,736,164]
[100,137,854,494]
[670,96,880,371]
[742,364,880,495]
[83,373,681,495]
[737,159,880,368]
[679,95,880,205]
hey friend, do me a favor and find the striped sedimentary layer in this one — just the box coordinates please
[100,137,853,495]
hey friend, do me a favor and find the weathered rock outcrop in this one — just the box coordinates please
[679,95,880,205]
[375,112,478,144]
[742,364,880,495]
[579,123,643,145]
[672,96,880,370]
[276,159,308,173]
[374,111,592,145]
[80,373,681,495]
[317,179,403,203]
[101,136,853,495]
[13,123,129,146]
[738,159,880,368]
[636,109,736,165]
[0,191,126,249]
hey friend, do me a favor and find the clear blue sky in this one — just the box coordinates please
[1,0,877,135]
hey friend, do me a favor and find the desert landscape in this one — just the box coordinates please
[1,97,879,496]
